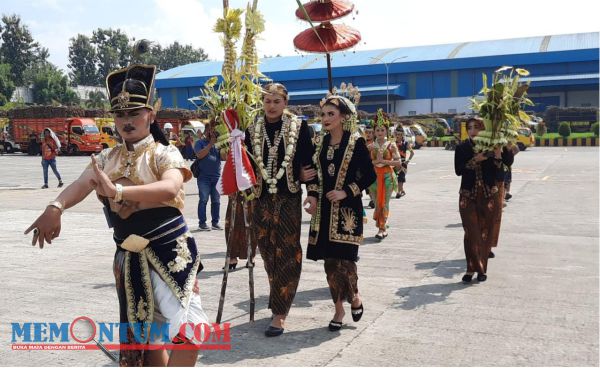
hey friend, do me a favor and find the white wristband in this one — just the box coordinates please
[48,200,64,214]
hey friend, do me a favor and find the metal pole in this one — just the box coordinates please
[386,63,389,114]
[326,53,333,93]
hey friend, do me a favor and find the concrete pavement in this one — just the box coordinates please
[0,147,597,366]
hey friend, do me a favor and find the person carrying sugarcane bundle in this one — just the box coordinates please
[303,95,375,331]
[461,65,529,277]
[367,109,401,240]
[244,82,315,337]
[488,141,517,258]
[25,62,209,366]
[454,117,513,283]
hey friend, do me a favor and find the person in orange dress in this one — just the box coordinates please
[367,110,401,239]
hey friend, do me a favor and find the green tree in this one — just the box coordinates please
[0,14,40,85]
[30,64,79,106]
[85,90,107,109]
[68,34,100,86]
[91,28,131,81]
[158,41,208,71]
[0,63,15,106]
[32,44,50,65]
[558,122,571,138]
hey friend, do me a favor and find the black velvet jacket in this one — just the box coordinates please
[306,132,376,261]
[454,139,514,195]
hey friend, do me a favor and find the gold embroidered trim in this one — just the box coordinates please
[124,251,155,333]
[348,182,361,197]
[307,184,318,193]
[167,235,193,273]
[329,135,363,245]
[310,133,325,234]
[110,93,148,103]
[145,233,200,307]
[147,222,186,242]
[340,207,358,234]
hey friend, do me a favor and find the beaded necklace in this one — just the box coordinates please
[252,114,298,194]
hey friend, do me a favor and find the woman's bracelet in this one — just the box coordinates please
[114,183,124,203]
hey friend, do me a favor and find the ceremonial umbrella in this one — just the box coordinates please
[294,0,361,92]
[294,0,354,22]
[293,22,361,53]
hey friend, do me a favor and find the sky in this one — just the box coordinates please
[2,0,599,73]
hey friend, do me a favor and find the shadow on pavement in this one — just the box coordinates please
[199,251,227,260]
[198,316,340,364]
[414,259,465,279]
[445,223,463,228]
[361,237,382,245]
[395,281,470,310]
[230,287,332,314]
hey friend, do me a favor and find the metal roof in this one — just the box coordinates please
[157,32,599,82]
[521,73,600,82]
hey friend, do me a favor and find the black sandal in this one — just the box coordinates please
[351,304,363,322]
[265,325,284,337]
[328,320,343,331]
[462,273,473,283]
[222,262,237,270]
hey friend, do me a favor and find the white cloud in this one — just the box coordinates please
[8,0,599,74]
[124,0,225,60]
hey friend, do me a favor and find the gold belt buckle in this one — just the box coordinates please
[120,234,150,253]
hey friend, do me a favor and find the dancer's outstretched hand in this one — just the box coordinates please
[25,206,62,249]
[89,155,116,199]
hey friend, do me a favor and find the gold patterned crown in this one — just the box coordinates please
[106,64,157,112]
[261,82,288,100]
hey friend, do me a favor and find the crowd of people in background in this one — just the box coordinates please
[23,71,520,367]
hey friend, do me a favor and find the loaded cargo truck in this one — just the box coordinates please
[10,117,103,155]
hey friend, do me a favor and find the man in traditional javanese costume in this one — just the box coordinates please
[244,83,315,337]
[25,64,208,366]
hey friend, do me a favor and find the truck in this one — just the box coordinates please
[412,117,454,137]
[94,117,118,149]
[0,117,20,153]
[11,117,103,155]
[446,116,534,151]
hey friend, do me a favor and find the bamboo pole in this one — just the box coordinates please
[243,198,255,321]
[326,53,333,93]
[216,196,236,324]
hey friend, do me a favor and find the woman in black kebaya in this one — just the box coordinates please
[304,95,376,331]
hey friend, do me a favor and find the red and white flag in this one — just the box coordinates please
[217,109,256,195]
